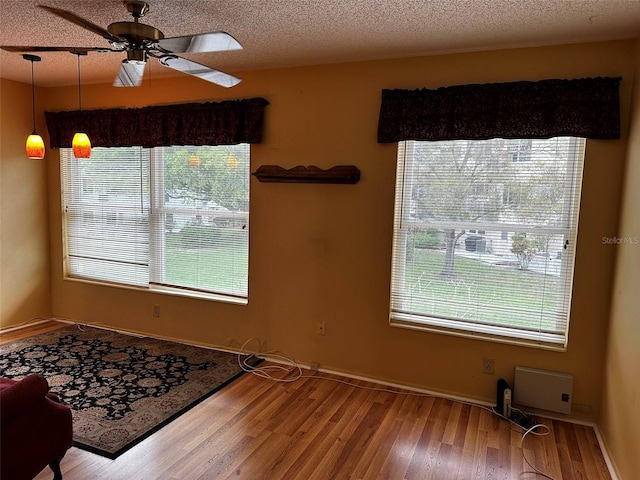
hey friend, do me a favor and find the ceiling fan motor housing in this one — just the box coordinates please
[108,0,161,44]
[108,22,164,44]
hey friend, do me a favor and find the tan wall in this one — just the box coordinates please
[35,39,633,419]
[0,79,51,327]
[599,40,640,479]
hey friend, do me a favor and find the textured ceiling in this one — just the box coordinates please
[1,0,639,87]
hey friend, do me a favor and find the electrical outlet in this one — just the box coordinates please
[483,357,495,374]
[316,321,326,335]
[153,304,160,317]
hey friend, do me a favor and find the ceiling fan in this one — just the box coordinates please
[1,1,243,88]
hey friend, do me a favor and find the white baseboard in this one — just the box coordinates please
[0,317,57,333]
[593,425,619,480]
[263,356,495,408]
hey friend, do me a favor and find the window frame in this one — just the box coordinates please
[60,145,251,305]
[389,138,585,349]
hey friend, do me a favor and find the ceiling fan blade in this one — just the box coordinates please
[159,55,241,88]
[1,45,112,53]
[114,60,146,87]
[156,32,242,54]
[39,5,123,43]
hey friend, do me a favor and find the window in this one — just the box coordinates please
[61,144,250,302]
[508,139,532,162]
[391,137,585,348]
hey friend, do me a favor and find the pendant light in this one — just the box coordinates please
[24,54,45,160]
[72,52,91,158]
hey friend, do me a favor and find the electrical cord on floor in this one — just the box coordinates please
[237,338,304,382]
[520,423,556,480]
[491,407,557,479]
[485,406,557,480]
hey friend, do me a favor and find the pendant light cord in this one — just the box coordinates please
[76,54,82,113]
[30,59,37,133]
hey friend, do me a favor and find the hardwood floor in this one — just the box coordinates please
[2,321,611,480]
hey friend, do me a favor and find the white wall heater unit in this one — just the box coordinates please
[513,366,573,414]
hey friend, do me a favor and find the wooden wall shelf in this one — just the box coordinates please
[252,165,360,184]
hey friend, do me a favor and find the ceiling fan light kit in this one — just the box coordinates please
[1,1,243,89]
[24,54,45,160]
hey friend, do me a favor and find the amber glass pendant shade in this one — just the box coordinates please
[72,132,92,158]
[26,133,45,159]
[72,133,92,158]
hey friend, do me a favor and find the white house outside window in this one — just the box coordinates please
[61,144,250,302]
[390,137,585,348]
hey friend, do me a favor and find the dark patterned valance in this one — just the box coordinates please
[377,77,621,142]
[46,97,269,148]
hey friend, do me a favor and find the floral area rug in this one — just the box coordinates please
[0,324,256,459]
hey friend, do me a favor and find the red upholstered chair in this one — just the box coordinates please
[0,374,73,480]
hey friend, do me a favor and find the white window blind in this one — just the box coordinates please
[61,147,150,286]
[61,144,250,301]
[391,138,585,348]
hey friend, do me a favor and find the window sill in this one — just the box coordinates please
[63,276,248,306]
[390,312,566,351]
